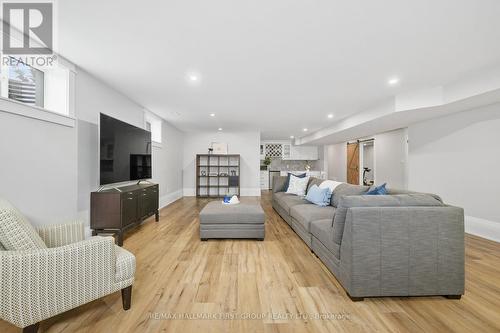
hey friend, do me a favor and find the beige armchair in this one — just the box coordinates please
[0,199,136,333]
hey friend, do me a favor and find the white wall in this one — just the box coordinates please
[0,110,77,226]
[75,69,146,223]
[324,129,407,189]
[408,103,500,242]
[151,121,184,207]
[374,128,408,189]
[75,69,184,222]
[0,67,184,229]
[183,131,260,196]
[325,143,347,182]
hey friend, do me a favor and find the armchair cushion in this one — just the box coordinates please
[0,199,47,250]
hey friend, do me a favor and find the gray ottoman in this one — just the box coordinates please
[199,201,265,240]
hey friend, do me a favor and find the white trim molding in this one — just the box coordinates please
[0,96,75,127]
[159,190,183,209]
[465,215,500,243]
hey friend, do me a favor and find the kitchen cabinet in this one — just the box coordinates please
[260,142,319,160]
[282,144,291,159]
[290,145,319,160]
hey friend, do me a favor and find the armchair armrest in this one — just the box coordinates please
[36,220,85,247]
[0,236,116,328]
[339,206,464,298]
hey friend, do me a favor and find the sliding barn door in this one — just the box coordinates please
[347,142,360,185]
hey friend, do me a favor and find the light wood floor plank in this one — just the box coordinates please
[1,191,500,332]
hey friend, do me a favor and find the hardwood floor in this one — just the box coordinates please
[2,191,500,332]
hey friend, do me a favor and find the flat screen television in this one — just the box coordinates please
[99,113,152,185]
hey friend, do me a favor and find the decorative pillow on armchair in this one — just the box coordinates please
[286,174,310,196]
[0,199,47,250]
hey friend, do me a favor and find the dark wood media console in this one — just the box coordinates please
[91,183,159,246]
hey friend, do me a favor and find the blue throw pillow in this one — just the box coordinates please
[305,185,332,206]
[366,183,388,195]
[284,172,306,192]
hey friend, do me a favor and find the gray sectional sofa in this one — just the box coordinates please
[272,176,465,301]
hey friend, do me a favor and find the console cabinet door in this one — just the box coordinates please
[149,185,159,213]
[121,194,137,227]
[138,190,149,219]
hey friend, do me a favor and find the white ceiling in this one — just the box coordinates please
[58,0,500,140]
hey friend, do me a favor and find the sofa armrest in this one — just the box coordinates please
[0,236,116,328]
[272,176,287,193]
[36,220,85,247]
[339,206,464,298]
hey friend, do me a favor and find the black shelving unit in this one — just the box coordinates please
[196,154,240,197]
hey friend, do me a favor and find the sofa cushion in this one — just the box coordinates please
[115,245,136,282]
[332,194,444,245]
[386,188,443,202]
[310,219,340,258]
[331,183,370,207]
[306,177,324,193]
[290,204,335,232]
[277,193,309,214]
[0,199,47,250]
[0,242,5,251]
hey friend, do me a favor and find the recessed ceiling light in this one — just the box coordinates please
[290,135,295,139]
[327,114,334,119]
[303,128,308,132]
[186,71,201,84]
[388,77,400,86]
[210,113,215,117]
[218,127,223,131]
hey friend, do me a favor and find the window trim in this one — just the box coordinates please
[144,110,163,146]
[0,55,76,127]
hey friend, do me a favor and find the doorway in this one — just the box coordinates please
[360,140,374,186]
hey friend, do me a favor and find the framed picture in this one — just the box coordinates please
[211,142,228,154]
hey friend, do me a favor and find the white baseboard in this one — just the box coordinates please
[465,215,500,243]
[183,187,261,197]
[241,188,262,196]
[183,188,196,196]
[159,189,183,209]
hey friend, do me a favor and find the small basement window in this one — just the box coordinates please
[144,111,162,144]
[7,61,44,107]
[1,57,71,116]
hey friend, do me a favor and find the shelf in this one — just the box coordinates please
[196,154,240,198]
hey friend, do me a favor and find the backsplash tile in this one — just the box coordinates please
[264,158,321,171]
